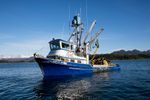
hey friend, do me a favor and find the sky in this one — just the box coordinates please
[0,0,150,57]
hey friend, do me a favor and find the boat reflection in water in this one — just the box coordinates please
[33,72,113,99]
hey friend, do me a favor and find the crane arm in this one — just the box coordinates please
[88,28,104,46]
[82,20,96,44]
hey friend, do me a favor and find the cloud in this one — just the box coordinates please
[0,30,69,56]
[0,33,15,39]
[0,39,50,56]
[6,40,47,49]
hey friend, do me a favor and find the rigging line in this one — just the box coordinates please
[80,7,82,19]
[68,4,71,34]
[86,0,88,28]
[61,22,65,38]
[34,45,47,54]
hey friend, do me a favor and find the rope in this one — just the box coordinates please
[34,45,48,55]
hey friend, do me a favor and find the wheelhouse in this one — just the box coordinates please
[49,39,76,51]
[48,39,86,64]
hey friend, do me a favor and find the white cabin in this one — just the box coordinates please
[47,39,87,64]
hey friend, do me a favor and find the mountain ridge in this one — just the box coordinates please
[0,49,150,63]
[111,49,150,55]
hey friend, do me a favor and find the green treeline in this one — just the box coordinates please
[0,53,150,63]
[90,54,150,60]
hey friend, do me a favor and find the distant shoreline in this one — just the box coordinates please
[0,49,150,63]
[90,54,150,60]
[0,57,35,63]
[0,60,35,63]
[0,55,150,63]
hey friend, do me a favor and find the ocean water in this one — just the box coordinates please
[0,60,150,100]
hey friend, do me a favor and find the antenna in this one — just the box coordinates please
[61,22,65,38]
[86,0,88,28]
[68,4,71,34]
[80,8,82,19]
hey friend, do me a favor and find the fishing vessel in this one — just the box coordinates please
[34,15,120,77]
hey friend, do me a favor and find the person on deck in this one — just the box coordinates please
[103,58,109,66]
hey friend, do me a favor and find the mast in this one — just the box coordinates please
[68,14,83,48]
[68,14,104,59]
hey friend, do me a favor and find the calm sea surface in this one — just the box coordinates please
[0,60,150,100]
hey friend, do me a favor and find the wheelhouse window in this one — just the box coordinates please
[49,40,75,51]
[50,41,60,50]
[62,42,69,49]
[77,60,81,63]
[71,59,74,62]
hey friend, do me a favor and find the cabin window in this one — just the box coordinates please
[71,59,74,62]
[61,58,64,61]
[77,60,81,63]
[50,42,60,50]
[71,45,73,50]
[62,43,69,49]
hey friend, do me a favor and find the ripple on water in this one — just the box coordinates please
[0,61,150,100]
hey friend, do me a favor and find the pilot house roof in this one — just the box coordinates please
[49,39,73,44]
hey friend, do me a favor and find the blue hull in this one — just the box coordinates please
[35,58,93,77]
[35,57,120,77]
